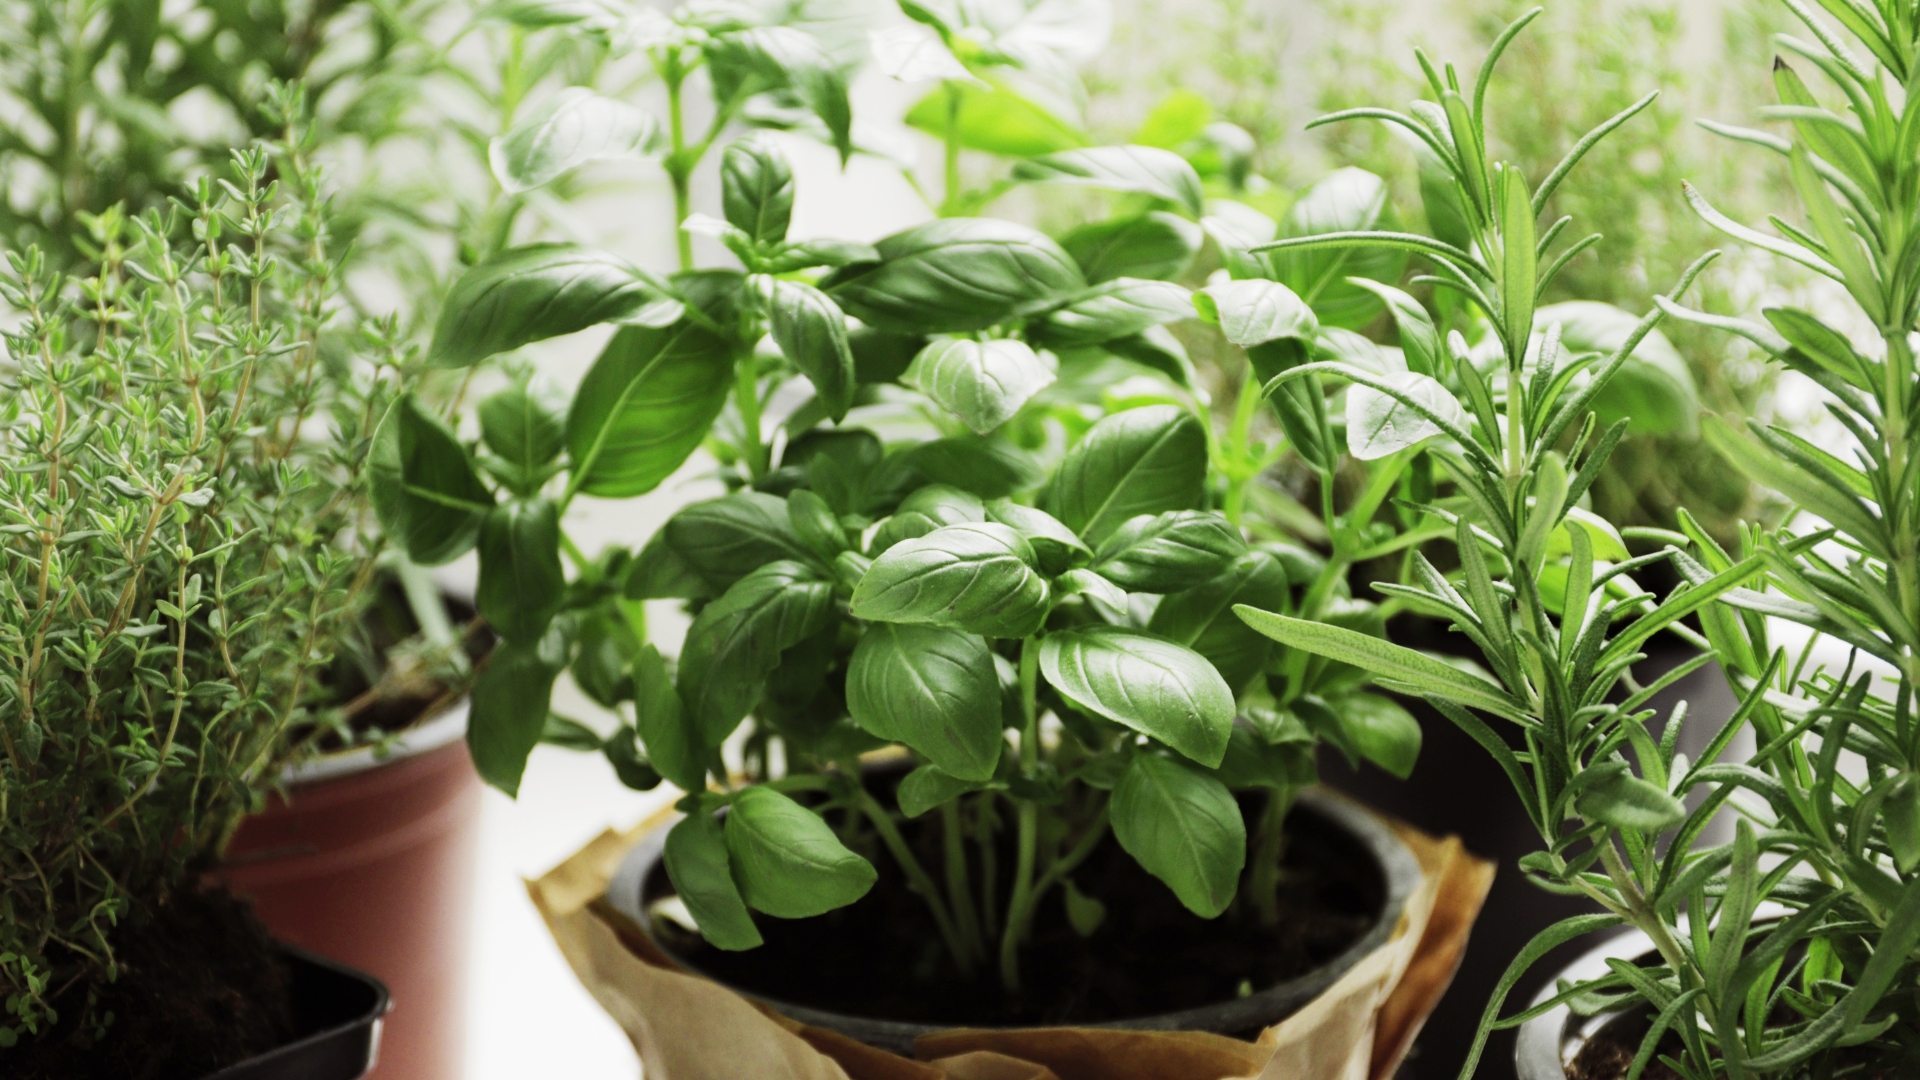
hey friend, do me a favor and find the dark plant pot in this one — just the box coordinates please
[1328,624,1739,1079]
[605,787,1423,1057]
[206,944,390,1080]
[1513,929,1661,1080]
[221,702,483,1080]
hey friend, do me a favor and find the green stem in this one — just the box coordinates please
[999,636,1043,992]
[734,352,768,480]
[664,54,693,273]
[941,798,985,967]
[1026,803,1110,913]
[1249,785,1296,927]
[855,788,972,973]
[976,792,1000,938]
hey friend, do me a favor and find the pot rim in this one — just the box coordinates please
[201,943,390,1080]
[280,697,469,786]
[606,785,1423,1053]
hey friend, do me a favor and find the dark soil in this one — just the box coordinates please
[11,887,292,1080]
[646,786,1383,1029]
[1565,1008,1684,1080]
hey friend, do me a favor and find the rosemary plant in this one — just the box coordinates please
[0,145,371,1049]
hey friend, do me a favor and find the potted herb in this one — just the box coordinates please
[0,151,385,1077]
[1232,3,1920,1078]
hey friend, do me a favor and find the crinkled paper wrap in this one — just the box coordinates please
[529,792,1494,1080]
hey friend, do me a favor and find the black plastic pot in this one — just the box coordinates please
[204,945,390,1080]
[606,787,1423,1057]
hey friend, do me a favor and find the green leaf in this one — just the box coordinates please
[1044,404,1207,544]
[429,244,678,367]
[1267,168,1405,329]
[1134,88,1212,149]
[1012,145,1206,217]
[1035,278,1192,347]
[759,277,855,422]
[489,87,657,195]
[369,394,493,567]
[896,763,990,818]
[1499,166,1537,360]
[1193,278,1318,348]
[1537,302,1699,438]
[1149,550,1289,694]
[677,560,835,746]
[626,530,710,600]
[664,812,763,950]
[1573,761,1686,832]
[664,492,819,592]
[721,135,794,245]
[1763,306,1874,389]
[1345,370,1466,461]
[565,319,734,498]
[1347,278,1440,376]
[1887,776,1920,874]
[476,498,565,643]
[479,385,565,477]
[1089,510,1244,592]
[541,714,604,751]
[897,435,1044,498]
[725,787,877,917]
[850,522,1049,638]
[573,610,637,708]
[847,624,1004,781]
[825,218,1086,334]
[1060,212,1203,284]
[1062,877,1108,937]
[902,337,1055,435]
[1107,326,1199,389]
[708,27,852,163]
[1039,626,1235,767]
[1232,608,1528,720]
[1111,754,1245,917]
[603,727,663,791]
[633,644,706,792]
[468,630,565,796]
[786,489,846,560]
[904,79,1088,157]
[984,499,1089,573]
[1327,693,1421,779]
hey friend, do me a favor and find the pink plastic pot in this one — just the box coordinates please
[222,703,481,1080]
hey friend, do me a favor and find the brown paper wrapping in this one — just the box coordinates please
[529,793,1494,1080]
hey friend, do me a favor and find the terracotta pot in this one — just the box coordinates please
[222,702,481,1080]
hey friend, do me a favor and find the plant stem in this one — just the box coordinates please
[663,52,693,273]
[941,798,985,966]
[854,788,973,974]
[1249,784,1296,927]
[976,792,1000,938]
[999,637,1042,991]
[734,352,768,480]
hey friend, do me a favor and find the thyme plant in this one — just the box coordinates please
[1238,5,1920,1076]
[0,148,372,1049]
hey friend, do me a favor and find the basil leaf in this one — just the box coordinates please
[1034,278,1192,347]
[725,787,878,917]
[1347,278,1441,377]
[1089,510,1245,593]
[1538,301,1700,438]
[489,87,657,195]
[1043,404,1207,544]
[1268,167,1405,330]
[786,489,847,561]
[676,560,835,746]
[761,238,883,274]
[430,244,679,367]
[479,385,565,475]
[1013,145,1205,217]
[603,726,663,791]
[1111,754,1245,917]
[565,320,734,498]
[721,135,794,245]
[663,493,818,592]
[664,812,763,950]
[758,277,855,421]
[826,218,1085,334]
[476,498,565,643]
[903,79,1087,157]
[369,393,493,567]
[850,522,1049,638]
[1346,371,1467,461]
[984,499,1089,574]
[1149,551,1289,695]
[707,27,852,162]
[896,764,990,819]
[891,435,1045,499]
[902,337,1055,434]
[468,628,566,796]
[1325,692,1422,780]
[1039,626,1235,767]
[1194,278,1317,348]
[848,624,1004,781]
[626,530,710,600]
[1107,326,1199,389]
[1060,211,1203,283]
[572,610,637,708]
[633,644,706,792]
